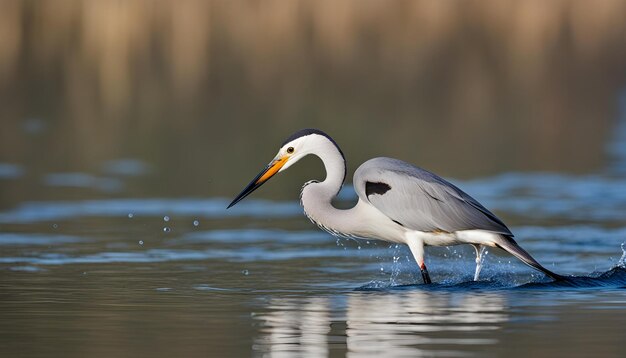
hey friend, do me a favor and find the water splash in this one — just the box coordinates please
[473,246,488,281]
[616,242,626,268]
[388,244,404,286]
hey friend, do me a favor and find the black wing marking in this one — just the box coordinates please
[366,181,391,196]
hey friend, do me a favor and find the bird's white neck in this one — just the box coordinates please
[299,138,353,236]
[297,133,404,241]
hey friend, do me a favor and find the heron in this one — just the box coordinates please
[228,128,562,284]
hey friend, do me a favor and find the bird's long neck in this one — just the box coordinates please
[300,139,354,236]
[317,142,346,196]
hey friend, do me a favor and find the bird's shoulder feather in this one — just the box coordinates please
[353,157,512,235]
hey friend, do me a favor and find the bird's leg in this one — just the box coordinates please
[472,244,487,281]
[420,262,432,284]
[407,235,432,284]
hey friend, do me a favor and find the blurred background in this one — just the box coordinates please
[1,0,626,209]
[3,2,626,357]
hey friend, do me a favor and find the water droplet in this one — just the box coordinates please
[138,240,144,245]
[128,213,134,218]
[241,269,249,275]
[193,220,199,227]
[163,227,171,233]
[163,216,170,222]
[366,241,370,244]
[380,267,384,271]
[357,246,361,250]
[52,223,58,229]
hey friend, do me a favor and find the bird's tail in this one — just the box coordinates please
[494,235,565,281]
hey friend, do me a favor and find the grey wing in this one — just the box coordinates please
[354,157,512,235]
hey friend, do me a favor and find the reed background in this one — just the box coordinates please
[1,0,625,207]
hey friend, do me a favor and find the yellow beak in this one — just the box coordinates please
[227,155,289,208]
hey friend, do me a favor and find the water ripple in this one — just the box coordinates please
[0,163,24,179]
[0,198,301,223]
[459,173,626,221]
[43,172,124,193]
[0,233,84,245]
[357,267,626,291]
[183,229,329,243]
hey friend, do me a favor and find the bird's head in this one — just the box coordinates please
[227,129,340,208]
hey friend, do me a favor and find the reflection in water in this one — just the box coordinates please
[253,292,508,357]
[255,297,331,357]
[345,292,506,357]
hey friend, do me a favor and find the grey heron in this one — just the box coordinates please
[228,128,562,284]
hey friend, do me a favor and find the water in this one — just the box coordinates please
[3,122,626,356]
[2,165,626,357]
[3,109,626,357]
